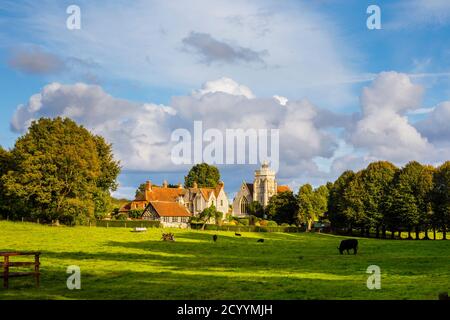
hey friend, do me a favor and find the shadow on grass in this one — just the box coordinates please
[0,266,372,300]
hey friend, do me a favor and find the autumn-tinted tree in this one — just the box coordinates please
[1,117,120,223]
[184,163,220,188]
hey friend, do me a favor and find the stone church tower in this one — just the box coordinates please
[232,162,290,216]
[253,161,277,207]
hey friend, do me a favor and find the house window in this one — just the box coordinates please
[181,217,187,223]
[172,217,178,223]
[220,200,223,206]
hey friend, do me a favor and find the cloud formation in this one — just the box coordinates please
[349,72,432,162]
[11,78,341,180]
[182,31,268,65]
[8,46,65,75]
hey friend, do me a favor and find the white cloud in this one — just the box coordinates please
[273,95,288,106]
[415,101,450,144]
[193,77,255,99]
[11,78,343,183]
[349,72,433,162]
[11,82,177,172]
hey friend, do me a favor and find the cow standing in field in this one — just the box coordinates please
[212,235,218,242]
[235,233,241,237]
[338,239,358,255]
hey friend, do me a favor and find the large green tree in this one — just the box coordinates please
[433,161,450,240]
[297,184,314,230]
[1,117,120,223]
[358,161,398,238]
[0,146,15,217]
[266,191,298,225]
[184,163,220,188]
[327,170,356,233]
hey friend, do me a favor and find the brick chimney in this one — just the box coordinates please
[145,180,152,191]
[178,183,183,189]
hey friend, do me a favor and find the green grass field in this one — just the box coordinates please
[0,221,448,300]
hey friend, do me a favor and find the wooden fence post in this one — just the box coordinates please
[34,254,40,288]
[3,255,9,289]
[106,222,109,228]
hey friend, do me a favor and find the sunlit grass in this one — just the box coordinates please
[0,221,448,300]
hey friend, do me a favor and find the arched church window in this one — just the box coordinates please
[240,197,248,214]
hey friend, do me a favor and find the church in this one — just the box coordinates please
[232,162,290,216]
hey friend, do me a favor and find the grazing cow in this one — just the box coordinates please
[257,239,264,243]
[212,235,218,242]
[235,232,241,237]
[338,239,358,255]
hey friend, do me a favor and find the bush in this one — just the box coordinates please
[281,223,290,227]
[259,220,269,226]
[115,213,128,221]
[238,218,249,226]
[267,220,278,227]
[96,220,160,228]
[128,209,144,219]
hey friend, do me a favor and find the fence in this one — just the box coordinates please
[190,223,306,233]
[1,216,305,232]
[95,220,160,228]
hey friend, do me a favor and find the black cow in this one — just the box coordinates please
[257,239,264,243]
[212,235,218,242]
[338,239,358,255]
[235,232,242,237]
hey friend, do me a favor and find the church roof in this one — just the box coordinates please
[245,183,254,195]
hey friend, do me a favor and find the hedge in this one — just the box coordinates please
[190,223,306,233]
[95,220,160,228]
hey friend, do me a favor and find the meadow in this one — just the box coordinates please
[0,221,448,300]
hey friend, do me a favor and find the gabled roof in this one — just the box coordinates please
[148,201,191,217]
[144,186,186,202]
[245,183,254,196]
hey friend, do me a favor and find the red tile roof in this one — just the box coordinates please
[277,185,291,193]
[149,201,191,217]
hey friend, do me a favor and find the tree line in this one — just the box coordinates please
[327,161,450,240]
[248,160,450,240]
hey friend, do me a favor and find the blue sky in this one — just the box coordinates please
[1,0,450,200]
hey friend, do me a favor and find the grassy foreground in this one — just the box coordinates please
[0,221,448,300]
